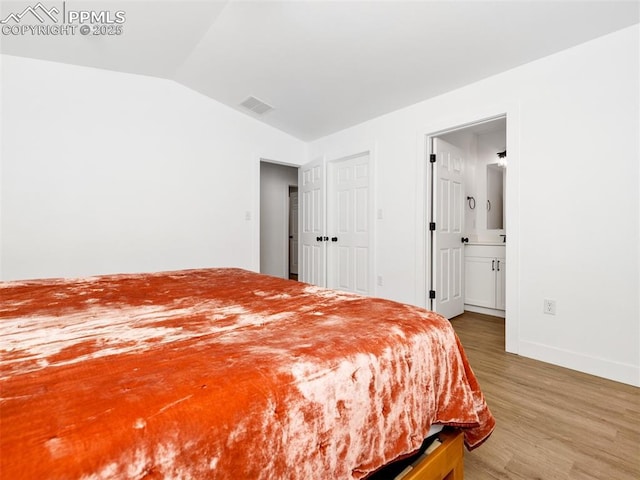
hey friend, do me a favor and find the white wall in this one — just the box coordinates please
[260,161,298,278]
[0,55,306,280]
[309,25,639,386]
[1,27,637,387]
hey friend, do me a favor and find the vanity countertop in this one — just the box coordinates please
[467,242,505,246]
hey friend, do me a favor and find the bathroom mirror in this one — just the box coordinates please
[486,164,505,230]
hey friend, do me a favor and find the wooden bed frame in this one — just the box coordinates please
[399,429,464,480]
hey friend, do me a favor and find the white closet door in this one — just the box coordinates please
[299,157,326,286]
[327,153,370,295]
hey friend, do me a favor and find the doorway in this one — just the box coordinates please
[427,116,507,319]
[259,161,298,279]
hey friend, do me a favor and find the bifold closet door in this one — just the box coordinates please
[299,157,326,287]
[299,153,371,295]
[326,153,370,295]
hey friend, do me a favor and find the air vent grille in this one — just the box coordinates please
[240,96,273,115]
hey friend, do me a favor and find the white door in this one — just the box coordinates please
[327,153,370,295]
[431,138,465,319]
[299,157,326,286]
[289,189,299,276]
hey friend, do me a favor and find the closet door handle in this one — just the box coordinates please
[496,260,500,271]
[487,200,492,211]
[316,236,323,242]
[492,260,495,271]
[331,237,338,242]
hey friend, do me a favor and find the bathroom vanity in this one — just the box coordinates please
[464,243,505,317]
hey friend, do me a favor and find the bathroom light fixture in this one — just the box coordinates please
[497,150,507,167]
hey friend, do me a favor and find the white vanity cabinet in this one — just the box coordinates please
[464,244,505,313]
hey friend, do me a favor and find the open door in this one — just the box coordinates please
[430,138,465,319]
[299,157,326,286]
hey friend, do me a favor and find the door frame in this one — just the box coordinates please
[256,158,301,279]
[416,103,520,354]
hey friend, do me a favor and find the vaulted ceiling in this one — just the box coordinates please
[1,1,638,141]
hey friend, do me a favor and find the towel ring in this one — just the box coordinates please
[467,196,476,210]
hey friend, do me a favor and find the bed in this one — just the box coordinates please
[0,268,494,479]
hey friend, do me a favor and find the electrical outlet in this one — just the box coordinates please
[543,299,556,315]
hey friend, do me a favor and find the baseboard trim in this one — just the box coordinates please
[464,304,505,318]
[519,340,639,387]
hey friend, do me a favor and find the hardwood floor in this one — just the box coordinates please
[450,311,640,480]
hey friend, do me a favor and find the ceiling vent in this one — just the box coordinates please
[240,96,273,115]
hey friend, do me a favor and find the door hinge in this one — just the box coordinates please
[429,222,436,231]
[429,290,436,299]
[429,153,436,163]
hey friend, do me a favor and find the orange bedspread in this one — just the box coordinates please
[0,268,494,479]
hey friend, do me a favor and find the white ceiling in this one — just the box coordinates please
[1,0,638,141]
